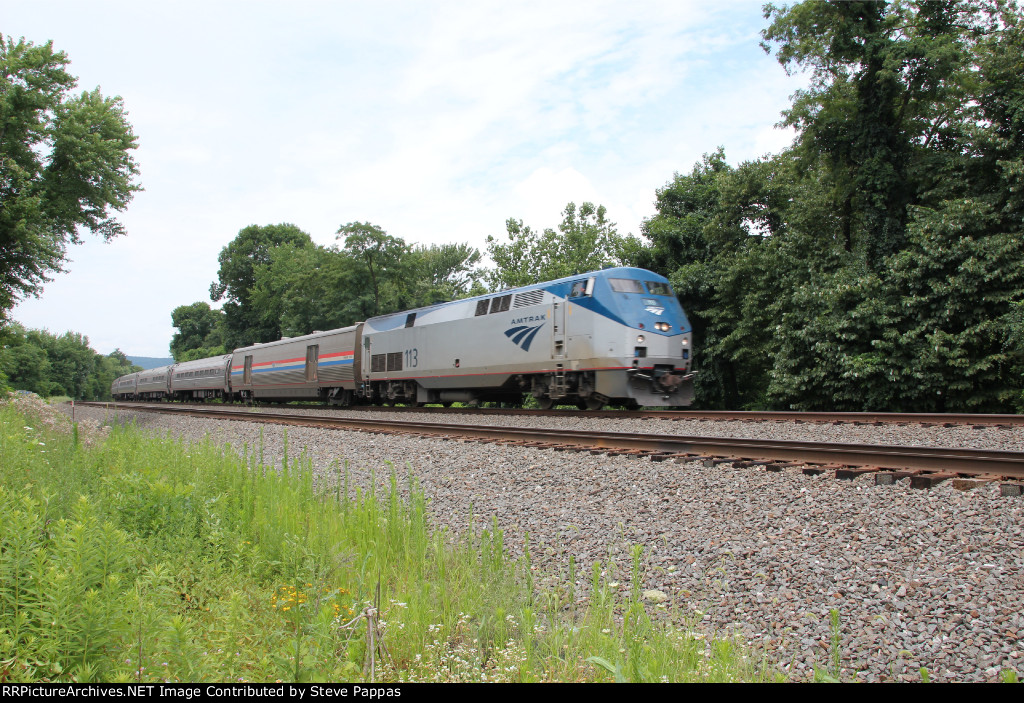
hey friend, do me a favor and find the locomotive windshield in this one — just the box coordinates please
[645,281,673,296]
[609,278,645,293]
[609,278,674,296]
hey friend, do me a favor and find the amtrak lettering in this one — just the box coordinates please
[510,314,546,324]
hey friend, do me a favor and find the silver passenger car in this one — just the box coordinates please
[171,355,232,400]
[111,372,139,400]
[135,366,172,400]
[231,326,360,403]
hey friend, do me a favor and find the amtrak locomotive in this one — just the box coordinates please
[111,267,695,410]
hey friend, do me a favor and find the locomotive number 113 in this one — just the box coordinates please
[405,348,418,368]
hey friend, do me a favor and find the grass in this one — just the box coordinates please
[0,393,777,683]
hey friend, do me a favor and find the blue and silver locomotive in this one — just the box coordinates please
[359,267,694,409]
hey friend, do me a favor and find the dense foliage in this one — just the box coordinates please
[629,0,1024,412]
[0,323,140,399]
[169,302,227,362]
[208,223,315,350]
[0,34,140,318]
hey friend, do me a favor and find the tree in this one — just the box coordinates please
[486,202,629,290]
[746,0,1024,411]
[336,222,409,316]
[250,243,375,336]
[0,35,141,316]
[405,243,484,305]
[169,302,227,361]
[762,0,985,269]
[0,324,52,395]
[209,224,313,348]
[88,348,139,399]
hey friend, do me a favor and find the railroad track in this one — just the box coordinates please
[82,402,1024,492]
[94,399,1024,426]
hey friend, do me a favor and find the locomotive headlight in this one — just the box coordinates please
[636,334,645,343]
[682,338,689,346]
[655,322,671,332]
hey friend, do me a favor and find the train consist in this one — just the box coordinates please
[111,267,696,410]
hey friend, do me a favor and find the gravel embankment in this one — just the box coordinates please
[69,405,1024,682]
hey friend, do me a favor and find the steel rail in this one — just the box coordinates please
[96,400,1024,426]
[87,402,1024,479]
[341,406,1024,426]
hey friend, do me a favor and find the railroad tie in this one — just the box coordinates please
[874,470,920,485]
[731,459,769,468]
[1000,482,1024,497]
[763,462,802,472]
[910,472,959,489]
[835,466,881,480]
[952,475,999,491]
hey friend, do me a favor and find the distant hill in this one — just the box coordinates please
[128,356,174,370]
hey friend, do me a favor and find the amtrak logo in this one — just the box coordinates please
[505,323,545,352]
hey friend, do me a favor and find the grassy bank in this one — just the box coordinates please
[0,395,775,683]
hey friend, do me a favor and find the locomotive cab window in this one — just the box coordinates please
[569,278,593,298]
[609,278,645,294]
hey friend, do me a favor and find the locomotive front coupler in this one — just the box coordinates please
[628,367,696,393]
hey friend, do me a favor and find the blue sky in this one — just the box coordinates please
[7,1,804,357]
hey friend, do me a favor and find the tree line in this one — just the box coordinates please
[170,202,630,358]
[0,323,140,399]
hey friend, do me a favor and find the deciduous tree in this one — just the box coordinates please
[0,35,140,316]
[209,224,313,348]
[169,302,227,361]
[486,202,629,290]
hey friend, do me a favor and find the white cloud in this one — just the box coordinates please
[511,167,601,228]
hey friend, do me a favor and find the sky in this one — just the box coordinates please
[6,0,805,357]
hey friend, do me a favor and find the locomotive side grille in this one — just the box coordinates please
[386,352,403,371]
[490,294,512,313]
[475,299,489,316]
[371,354,386,372]
[514,290,544,308]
